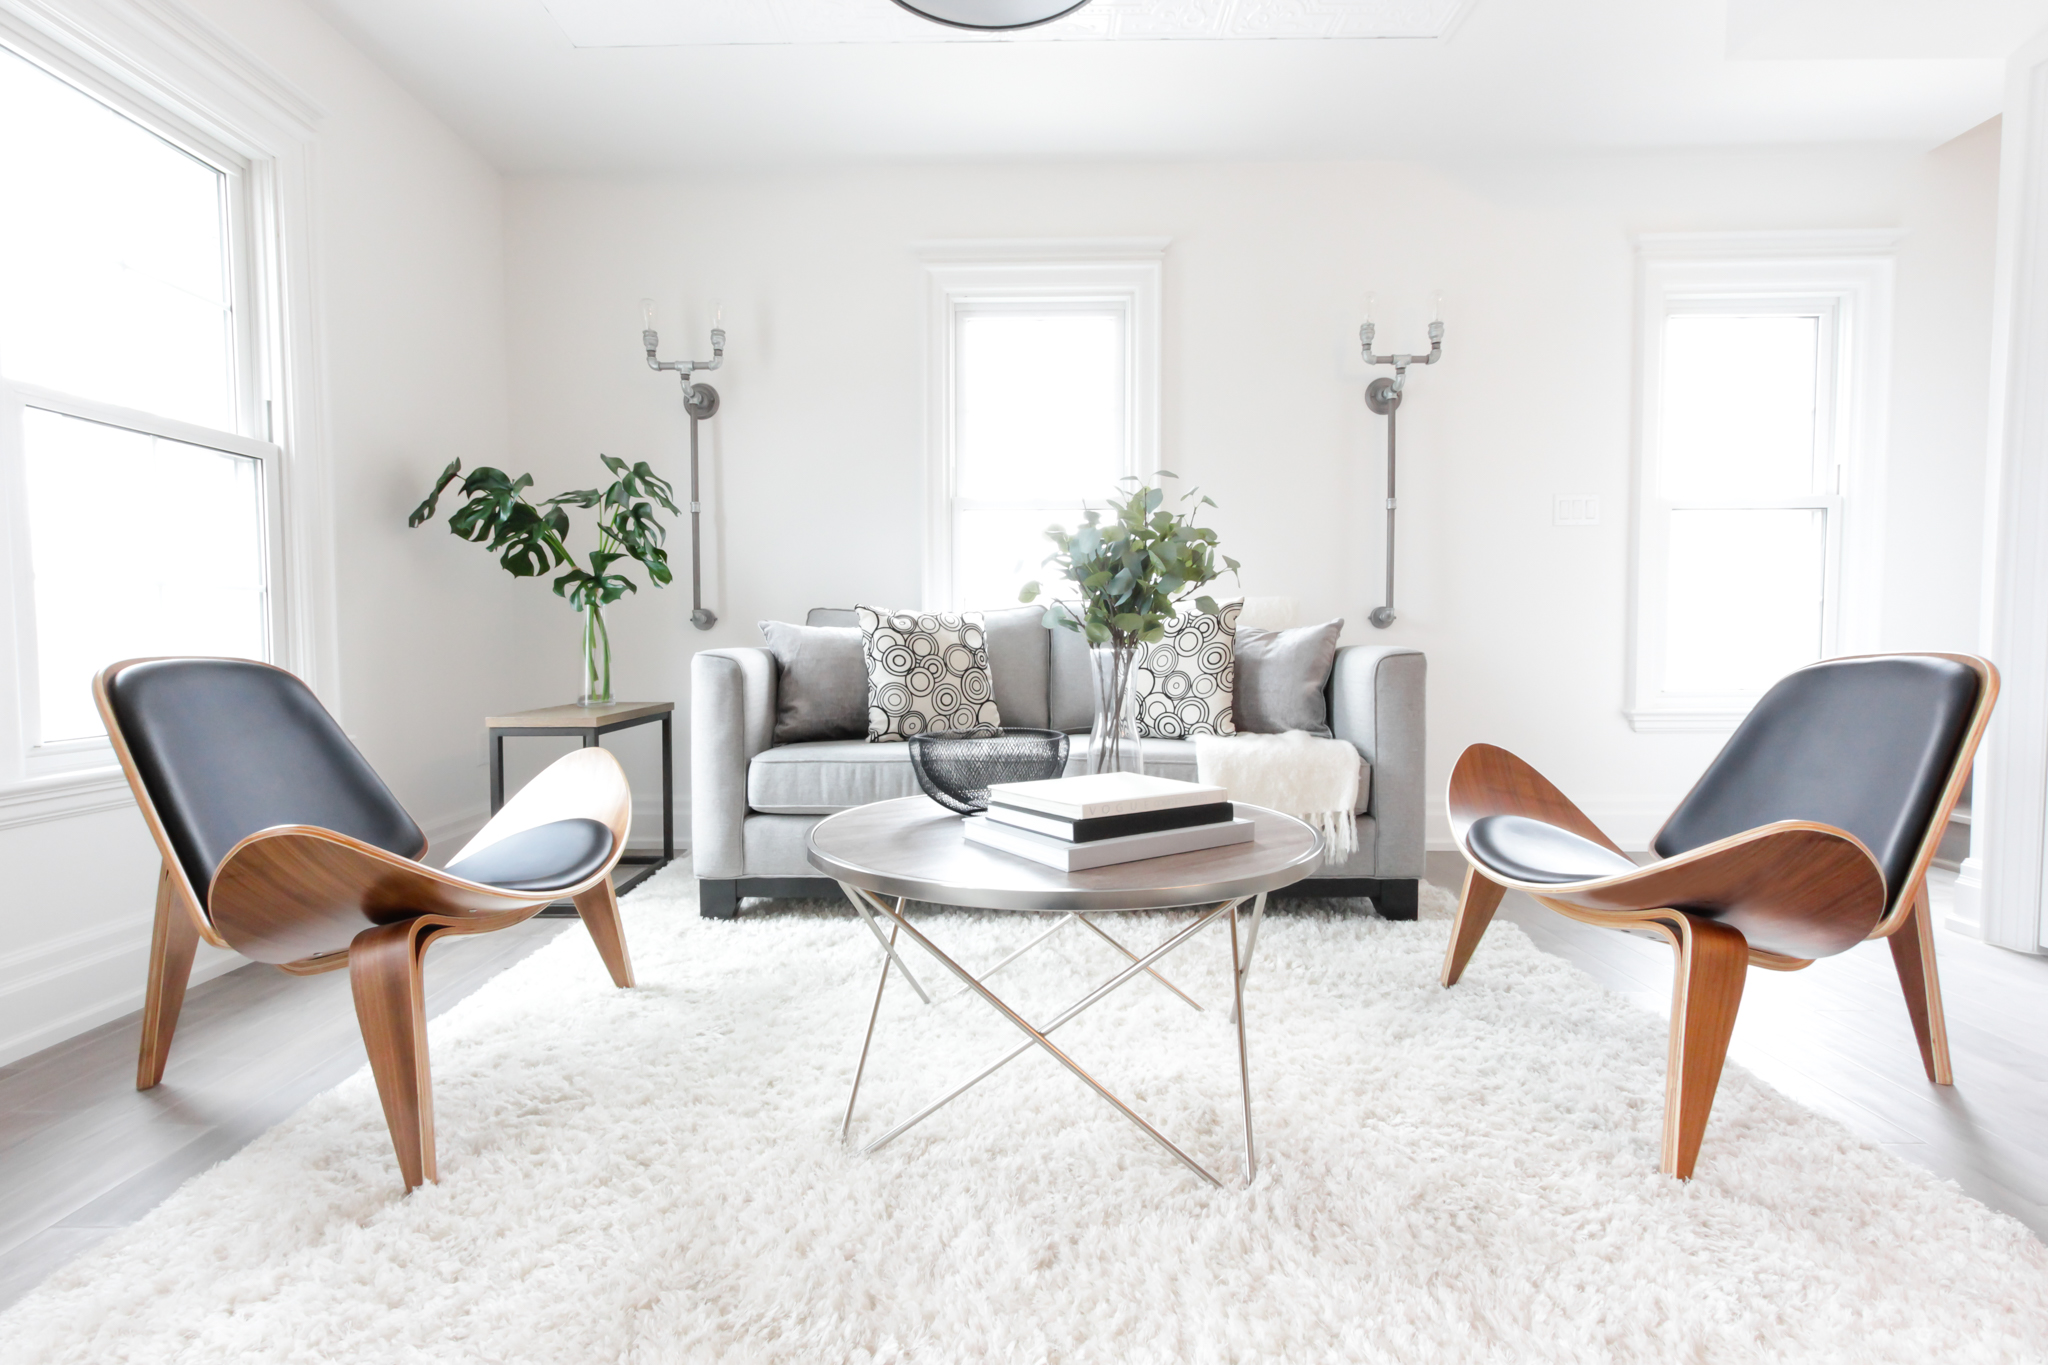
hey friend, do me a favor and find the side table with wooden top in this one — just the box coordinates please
[487,702,674,905]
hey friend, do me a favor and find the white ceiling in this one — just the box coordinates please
[302,0,2031,172]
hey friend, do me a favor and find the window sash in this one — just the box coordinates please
[0,382,284,772]
[1627,254,1888,732]
[0,27,280,780]
[921,246,1165,611]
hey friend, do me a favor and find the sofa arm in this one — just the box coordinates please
[1328,646,1426,880]
[690,648,778,880]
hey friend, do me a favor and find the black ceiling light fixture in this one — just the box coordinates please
[890,0,1095,31]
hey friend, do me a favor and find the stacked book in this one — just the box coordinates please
[962,772,1251,871]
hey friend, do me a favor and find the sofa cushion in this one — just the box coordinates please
[753,736,1367,817]
[748,740,922,815]
[1134,601,1241,738]
[855,606,1002,741]
[1234,620,1344,737]
[758,620,867,743]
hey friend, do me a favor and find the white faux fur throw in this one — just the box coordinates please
[1195,729,1361,857]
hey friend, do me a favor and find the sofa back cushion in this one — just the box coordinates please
[982,606,1051,729]
[1049,624,1094,732]
[805,606,1053,731]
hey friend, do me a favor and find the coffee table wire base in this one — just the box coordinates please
[837,884,1270,1187]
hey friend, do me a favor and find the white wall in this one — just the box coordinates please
[0,0,537,1065]
[502,136,2001,851]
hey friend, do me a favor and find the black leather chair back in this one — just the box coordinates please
[1653,655,1980,908]
[105,659,425,908]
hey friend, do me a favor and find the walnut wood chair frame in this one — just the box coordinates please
[97,657,638,1191]
[1439,652,1997,1179]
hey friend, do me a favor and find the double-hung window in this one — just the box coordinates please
[1627,233,1895,731]
[922,243,1163,610]
[0,37,283,774]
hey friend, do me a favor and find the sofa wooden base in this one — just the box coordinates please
[698,875,1420,921]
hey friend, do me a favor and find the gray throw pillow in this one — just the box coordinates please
[758,620,868,744]
[1233,619,1344,736]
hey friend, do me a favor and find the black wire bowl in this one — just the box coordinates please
[907,728,1071,816]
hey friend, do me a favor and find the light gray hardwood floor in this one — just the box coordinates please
[0,918,571,1310]
[1425,850,2048,1242]
[3,862,2043,1313]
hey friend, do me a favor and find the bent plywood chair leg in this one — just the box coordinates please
[350,919,438,1191]
[1661,915,1749,1180]
[573,877,635,989]
[1888,879,1953,1085]
[137,863,200,1091]
[1441,867,1507,987]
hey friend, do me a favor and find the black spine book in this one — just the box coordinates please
[984,800,1236,844]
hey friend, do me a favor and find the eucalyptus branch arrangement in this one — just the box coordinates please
[408,454,678,704]
[1020,472,1238,771]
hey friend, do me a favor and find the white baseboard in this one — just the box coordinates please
[1947,856,1985,938]
[0,921,245,1069]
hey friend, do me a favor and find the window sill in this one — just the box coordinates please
[0,765,134,832]
[1624,707,1747,734]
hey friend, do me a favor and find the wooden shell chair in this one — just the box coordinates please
[96,656,638,1191]
[1440,652,1997,1179]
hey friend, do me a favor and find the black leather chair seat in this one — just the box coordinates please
[443,818,615,892]
[1466,814,1639,885]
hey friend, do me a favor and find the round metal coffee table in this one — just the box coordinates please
[807,796,1322,1186]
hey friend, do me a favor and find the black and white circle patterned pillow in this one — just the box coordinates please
[855,606,1003,742]
[1132,600,1241,739]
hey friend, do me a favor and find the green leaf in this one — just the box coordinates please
[1195,595,1219,616]
[1019,581,1041,602]
[407,458,463,527]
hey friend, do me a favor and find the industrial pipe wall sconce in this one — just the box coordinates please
[642,299,725,630]
[1359,293,1445,629]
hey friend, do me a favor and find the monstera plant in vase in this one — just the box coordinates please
[409,455,677,705]
[1021,473,1238,775]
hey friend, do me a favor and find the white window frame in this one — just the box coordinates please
[0,0,330,820]
[1625,230,1897,733]
[919,239,1166,610]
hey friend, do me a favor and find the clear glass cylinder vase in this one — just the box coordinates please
[579,601,613,706]
[1087,642,1144,776]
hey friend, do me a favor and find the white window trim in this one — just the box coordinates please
[919,238,1166,611]
[0,0,332,811]
[1625,229,1898,734]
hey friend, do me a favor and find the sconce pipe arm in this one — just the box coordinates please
[644,327,726,377]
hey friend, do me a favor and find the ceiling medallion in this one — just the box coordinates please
[890,0,1094,31]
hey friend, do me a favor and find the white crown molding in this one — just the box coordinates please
[0,0,323,146]
[917,237,1172,263]
[1634,228,1907,260]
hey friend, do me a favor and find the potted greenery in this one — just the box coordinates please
[409,455,677,705]
[1021,472,1238,774]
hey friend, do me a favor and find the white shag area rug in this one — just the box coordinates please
[8,866,2048,1364]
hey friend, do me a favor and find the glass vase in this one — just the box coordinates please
[579,600,613,706]
[1087,641,1144,776]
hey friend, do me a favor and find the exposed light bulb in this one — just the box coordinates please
[714,300,724,328]
[641,298,657,331]
[1364,292,1376,323]
[1431,291,1443,323]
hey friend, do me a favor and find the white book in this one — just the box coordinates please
[962,813,1254,872]
[983,772,1227,820]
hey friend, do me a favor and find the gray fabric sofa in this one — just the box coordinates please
[691,606,1425,919]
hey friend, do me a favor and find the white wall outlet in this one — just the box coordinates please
[1554,495,1601,526]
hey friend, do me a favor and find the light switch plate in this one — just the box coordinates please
[1554,495,1600,526]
